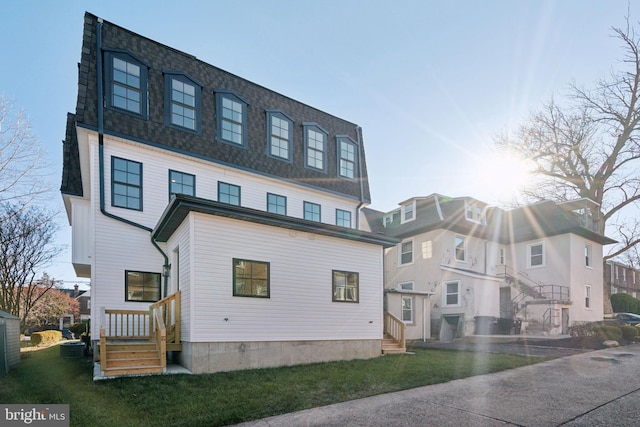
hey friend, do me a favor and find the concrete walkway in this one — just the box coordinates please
[236,344,640,426]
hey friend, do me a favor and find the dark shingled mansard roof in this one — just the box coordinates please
[61,12,371,203]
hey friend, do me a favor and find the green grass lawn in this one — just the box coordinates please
[1,343,550,426]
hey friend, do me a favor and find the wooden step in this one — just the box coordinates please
[106,343,156,352]
[107,357,162,368]
[106,349,157,359]
[103,365,165,377]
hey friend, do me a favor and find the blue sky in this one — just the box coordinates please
[0,0,632,286]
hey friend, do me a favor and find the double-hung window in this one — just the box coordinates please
[125,271,160,302]
[169,170,195,200]
[218,182,240,206]
[336,209,352,228]
[216,91,248,147]
[105,51,148,117]
[267,193,287,215]
[233,259,269,298]
[332,270,359,302]
[528,242,544,268]
[584,244,592,268]
[585,285,591,309]
[304,201,321,222]
[444,281,460,306]
[400,282,414,323]
[401,201,415,223]
[337,136,357,179]
[400,240,413,265]
[165,72,201,132]
[303,123,327,172]
[112,157,142,210]
[454,236,466,262]
[267,111,293,161]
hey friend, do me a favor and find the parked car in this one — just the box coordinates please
[615,313,640,326]
[60,329,75,340]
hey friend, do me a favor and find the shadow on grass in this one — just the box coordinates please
[1,344,550,426]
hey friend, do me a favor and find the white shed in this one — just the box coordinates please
[0,310,20,377]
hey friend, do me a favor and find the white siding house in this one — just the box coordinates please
[61,14,396,376]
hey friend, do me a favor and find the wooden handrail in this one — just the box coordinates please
[153,308,167,370]
[99,328,107,367]
[150,291,180,345]
[103,309,151,339]
[384,312,406,349]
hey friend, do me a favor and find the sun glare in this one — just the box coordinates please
[473,149,533,204]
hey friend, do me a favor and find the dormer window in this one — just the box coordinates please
[465,201,485,224]
[401,201,415,224]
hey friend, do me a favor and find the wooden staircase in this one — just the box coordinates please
[383,312,407,354]
[101,342,164,377]
[382,334,406,354]
[99,291,180,378]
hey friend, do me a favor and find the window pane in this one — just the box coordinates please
[233,259,269,297]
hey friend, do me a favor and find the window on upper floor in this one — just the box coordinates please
[267,193,287,215]
[111,156,142,211]
[169,170,195,201]
[266,111,293,162]
[454,235,466,262]
[585,244,592,268]
[233,258,269,298]
[105,51,148,117]
[303,123,327,172]
[444,281,460,306]
[218,182,240,206]
[165,73,201,132]
[528,242,545,268]
[422,240,433,259]
[304,201,321,222]
[125,270,160,302]
[332,270,359,303]
[216,91,248,147]
[336,209,352,228]
[399,240,413,265]
[337,136,357,179]
[401,201,415,224]
[465,201,485,224]
[499,247,506,265]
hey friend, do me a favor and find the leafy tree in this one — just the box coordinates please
[23,286,79,332]
[0,204,61,330]
[495,20,640,310]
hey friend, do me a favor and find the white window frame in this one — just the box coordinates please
[399,239,413,265]
[454,235,467,262]
[527,242,545,268]
[399,282,414,323]
[401,200,415,224]
[422,240,433,259]
[585,285,591,309]
[465,201,485,224]
[443,280,461,307]
[584,244,592,268]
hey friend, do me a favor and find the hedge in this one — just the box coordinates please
[610,293,640,314]
[30,330,62,346]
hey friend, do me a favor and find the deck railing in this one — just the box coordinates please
[150,291,180,346]
[384,312,406,349]
[103,309,152,339]
[153,308,167,370]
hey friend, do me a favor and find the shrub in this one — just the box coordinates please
[611,293,640,314]
[30,330,62,346]
[568,322,600,338]
[69,322,89,337]
[619,325,639,341]
[594,325,623,342]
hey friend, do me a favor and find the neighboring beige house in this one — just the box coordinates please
[364,195,616,341]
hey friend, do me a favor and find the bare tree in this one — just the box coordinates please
[496,21,640,262]
[22,285,79,332]
[0,204,61,330]
[0,95,49,205]
[495,21,640,311]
